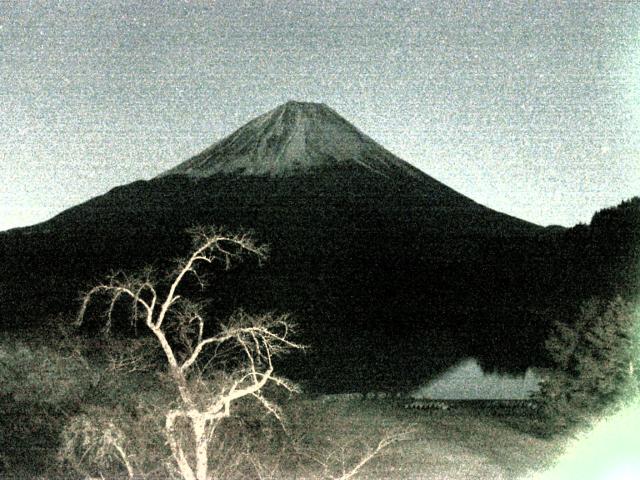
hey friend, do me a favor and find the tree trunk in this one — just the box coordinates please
[193,415,209,480]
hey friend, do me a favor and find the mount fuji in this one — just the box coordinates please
[0,101,556,392]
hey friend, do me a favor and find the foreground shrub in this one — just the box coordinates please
[0,330,99,477]
[0,332,97,408]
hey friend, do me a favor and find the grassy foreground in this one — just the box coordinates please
[285,398,566,480]
[1,330,569,479]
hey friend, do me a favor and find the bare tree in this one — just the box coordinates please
[311,431,414,480]
[76,227,304,480]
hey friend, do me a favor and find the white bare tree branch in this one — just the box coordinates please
[330,431,413,480]
[76,227,300,480]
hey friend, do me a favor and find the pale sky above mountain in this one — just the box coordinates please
[1,0,639,231]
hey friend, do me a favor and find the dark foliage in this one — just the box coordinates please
[0,166,637,392]
[534,296,639,435]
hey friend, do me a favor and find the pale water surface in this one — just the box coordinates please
[413,358,541,400]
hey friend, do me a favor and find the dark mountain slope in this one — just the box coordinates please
[0,102,559,392]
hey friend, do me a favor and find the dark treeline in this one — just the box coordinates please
[475,196,640,373]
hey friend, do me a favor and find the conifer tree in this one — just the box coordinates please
[536,296,639,433]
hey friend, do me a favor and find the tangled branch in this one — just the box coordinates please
[75,227,301,480]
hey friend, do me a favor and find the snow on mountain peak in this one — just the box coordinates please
[161,101,423,178]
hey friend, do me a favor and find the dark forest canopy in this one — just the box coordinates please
[562,196,640,301]
[0,190,638,392]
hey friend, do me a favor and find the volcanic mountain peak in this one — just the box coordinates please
[161,101,424,178]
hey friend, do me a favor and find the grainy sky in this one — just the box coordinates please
[1,0,639,231]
